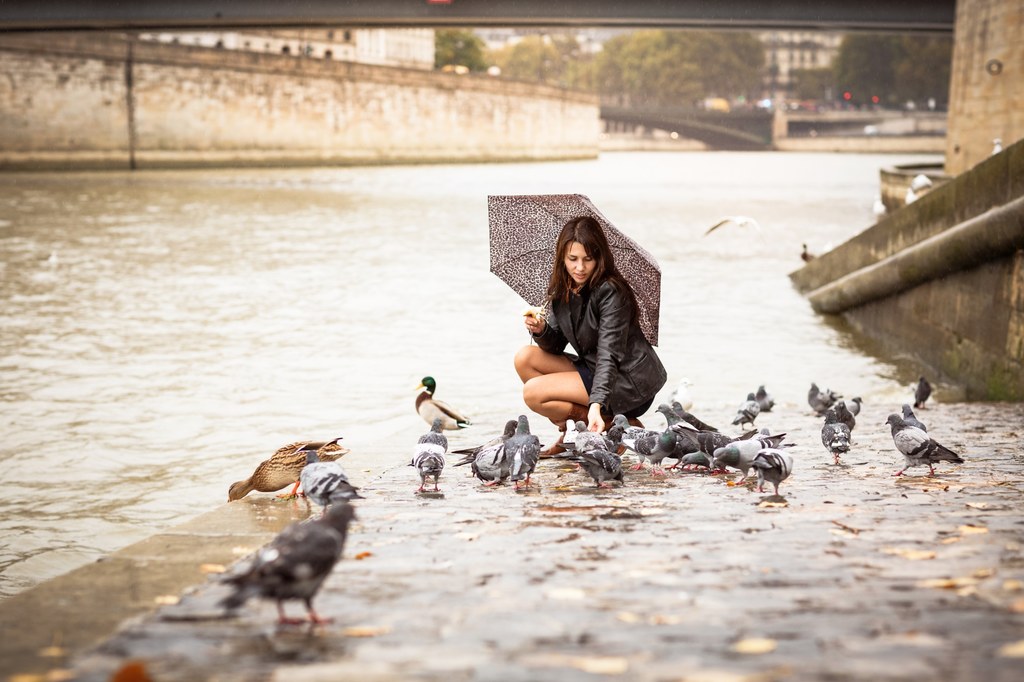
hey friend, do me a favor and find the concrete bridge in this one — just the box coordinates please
[600,106,773,151]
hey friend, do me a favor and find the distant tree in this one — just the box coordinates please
[435,29,488,72]
[595,30,763,108]
[790,67,834,101]
[489,33,592,88]
[834,34,951,108]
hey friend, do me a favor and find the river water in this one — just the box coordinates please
[0,151,943,598]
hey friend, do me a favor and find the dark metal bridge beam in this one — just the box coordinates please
[0,1,955,33]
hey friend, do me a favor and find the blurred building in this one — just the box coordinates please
[138,28,435,70]
[759,31,843,105]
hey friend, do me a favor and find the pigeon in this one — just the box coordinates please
[901,404,927,432]
[751,448,794,495]
[886,414,963,476]
[704,215,762,236]
[415,376,471,430]
[299,452,363,511]
[410,445,445,492]
[847,396,863,417]
[669,402,719,432]
[562,420,586,448]
[670,378,694,411]
[221,502,355,625]
[568,426,617,455]
[821,408,852,465]
[833,400,856,433]
[453,419,516,486]
[732,393,761,428]
[417,417,449,455]
[620,427,662,473]
[506,415,541,490]
[905,174,933,204]
[711,441,760,482]
[808,382,840,416]
[571,448,624,488]
[914,376,932,409]
[754,385,775,412]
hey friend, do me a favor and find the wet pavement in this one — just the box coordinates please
[15,399,1024,681]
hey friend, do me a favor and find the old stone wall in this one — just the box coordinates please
[945,0,1024,176]
[0,32,599,169]
[791,138,1024,400]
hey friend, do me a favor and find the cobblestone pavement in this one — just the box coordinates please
[68,400,1024,682]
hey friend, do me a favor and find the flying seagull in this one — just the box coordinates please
[704,216,762,236]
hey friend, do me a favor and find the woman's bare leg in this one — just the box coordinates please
[514,346,589,422]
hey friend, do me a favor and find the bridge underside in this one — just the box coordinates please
[0,0,954,32]
[601,107,774,151]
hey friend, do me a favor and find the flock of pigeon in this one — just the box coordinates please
[219,373,963,625]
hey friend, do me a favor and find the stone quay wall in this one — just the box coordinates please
[0,32,600,170]
[791,138,1024,401]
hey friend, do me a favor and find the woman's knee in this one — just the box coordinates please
[522,376,545,409]
[514,345,540,378]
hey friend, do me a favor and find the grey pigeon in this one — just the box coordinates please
[300,452,363,511]
[679,451,713,469]
[613,414,660,470]
[453,419,516,486]
[221,502,355,625]
[833,400,856,433]
[751,448,795,495]
[755,385,775,412]
[418,417,449,455]
[914,376,932,409]
[901,404,927,431]
[568,427,617,455]
[711,441,760,482]
[808,382,841,416]
[821,407,851,465]
[506,415,541,490]
[572,448,624,488]
[847,396,863,417]
[886,414,963,476]
[668,401,719,432]
[731,393,761,428]
[651,428,702,470]
[410,445,445,492]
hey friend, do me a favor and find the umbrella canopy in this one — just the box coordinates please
[488,193,661,346]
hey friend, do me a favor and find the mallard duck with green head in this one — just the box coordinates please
[228,437,350,501]
[415,376,471,430]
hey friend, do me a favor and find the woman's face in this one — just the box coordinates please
[563,240,596,287]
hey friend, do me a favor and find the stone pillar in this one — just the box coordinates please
[945,0,1024,176]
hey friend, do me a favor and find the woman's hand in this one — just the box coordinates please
[587,403,605,433]
[523,312,546,336]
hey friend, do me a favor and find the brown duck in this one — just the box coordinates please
[228,437,350,501]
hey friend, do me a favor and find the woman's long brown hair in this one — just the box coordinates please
[546,216,639,324]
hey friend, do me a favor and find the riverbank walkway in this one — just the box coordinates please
[3,399,1023,681]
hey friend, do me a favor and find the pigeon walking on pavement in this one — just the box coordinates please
[410,445,445,493]
[754,385,775,412]
[914,376,932,409]
[821,407,852,465]
[506,415,541,490]
[572,448,624,488]
[808,382,841,416]
[833,400,856,433]
[751,448,794,495]
[886,414,963,476]
[300,452,363,512]
[711,441,761,482]
[221,502,355,625]
[418,417,449,455]
[900,404,927,432]
[453,419,517,486]
[731,393,761,428]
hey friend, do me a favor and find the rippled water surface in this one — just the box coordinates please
[0,151,942,597]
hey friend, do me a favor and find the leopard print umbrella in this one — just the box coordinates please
[488,194,661,346]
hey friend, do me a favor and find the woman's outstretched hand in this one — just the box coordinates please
[587,403,605,433]
[523,310,546,336]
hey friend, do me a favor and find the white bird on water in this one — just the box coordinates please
[703,216,762,236]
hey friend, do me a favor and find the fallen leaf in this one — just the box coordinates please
[972,568,996,579]
[616,611,642,624]
[726,481,737,487]
[45,671,75,682]
[546,587,586,601]
[882,547,937,561]
[568,656,629,674]
[1003,579,1023,592]
[940,536,963,545]
[354,551,373,560]
[733,637,777,654]
[154,595,179,605]
[958,525,988,535]
[342,625,391,638]
[199,563,226,574]
[37,645,67,657]
[996,640,1024,657]
[650,614,681,625]
[965,502,989,509]
[917,577,979,590]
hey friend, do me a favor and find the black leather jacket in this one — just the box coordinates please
[533,280,667,415]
